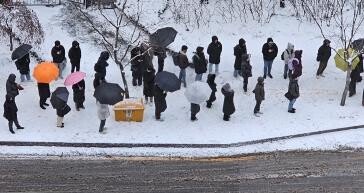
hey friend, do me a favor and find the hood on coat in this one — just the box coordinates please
[212,36,218,42]
[222,83,232,92]
[100,51,110,61]
[287,43,294,51]
[257,76,264,84]
[7,74,16,83]
[239,38,246,47]
[267,37,274,43]
[323,39,331,45]
[72,41,79,48]
[196,46,204,53]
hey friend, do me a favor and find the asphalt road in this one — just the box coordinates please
[0,151,363,193]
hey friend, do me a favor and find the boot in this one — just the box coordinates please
[223,114,230,121]
[206,101,212,108]
[8,122,15,134]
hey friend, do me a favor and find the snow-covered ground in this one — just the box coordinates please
[0,4,363,157]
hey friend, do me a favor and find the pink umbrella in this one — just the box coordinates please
[64,71,86,86]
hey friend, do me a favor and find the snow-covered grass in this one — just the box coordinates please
[0,4,363,157]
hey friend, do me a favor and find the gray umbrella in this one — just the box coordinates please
[11,44,32,60]
[150,27,178,48]
[51,87,69,109]
[155,71,181,92]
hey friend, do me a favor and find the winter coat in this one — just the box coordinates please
[234,44,247,70]
[207,74,217,103]
[207,41,222,64]
[262,41,278,61]
[131,47,144,77]
[3,95,18,121]
[316,44,331,62]
[222,87,235,116]
[357,54,363,73]
[51,45,66,63]
[94,52,109,79]
[143,68,156,97]
[68,43,81,65]
[241,54,252,78]
[56,104,71,117]
[6,74,19,98]
[178,52,189,69]
[154,85,167,114]
[191,103,200,115]
[288,79,300,99]
[253,82,265,102]
[351,62,361,81]
[192,52,208,74]
[72,79,85,104]
[15,54,30,74]
[93,73,105,89]
[37,83,50,100]
[291,50,303,79]
[283,43,295,64]
[96,101,110,120]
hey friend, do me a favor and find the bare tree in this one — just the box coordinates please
[0,4,44,51]
[302,0,364,106]
[69,0,142,98]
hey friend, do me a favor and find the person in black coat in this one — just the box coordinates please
[178,45,189,88]
[37,83,50,109]
[68,40,81,73]
[130,47,144,86]
[56,103,71,128]
[94,51,110,81]
[348,54,363,97]
[190,103,200,121]
[93,72,105,89]
[51,40,66,79]
[143,66,155,103]
[15,53,31,82]
[154,85,167,120]
[207,36,222,74]
[3,94,24,134]
[72,79,85,111]
[6,74,23,99]
[234,38,247,77]
[192,46,208,81]
[316,39,331,78]
[206,74,217,108]
[221,83,235,121]
[241,54,252,92]
[154,47,167,73]
[262,37,278,79]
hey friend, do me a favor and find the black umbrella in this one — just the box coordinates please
[351,38,364,52]
[51,87,69,109]
[150,27,177,48]
[93,82,124,105]
[11,44,32,60]
[155,71,181,92]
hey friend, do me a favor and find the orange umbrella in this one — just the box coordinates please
[33,61,59,83]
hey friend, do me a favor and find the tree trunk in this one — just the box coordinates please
[9,29,13,51]
[340,65,352,106]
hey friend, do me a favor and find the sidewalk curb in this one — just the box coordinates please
[1,125,363,149]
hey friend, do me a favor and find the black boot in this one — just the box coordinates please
[8,122,15,134]
[223,114,230,121]
[206,101,212,108]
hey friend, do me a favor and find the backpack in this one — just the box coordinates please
[171,51,180,66]
[280,49,287,60]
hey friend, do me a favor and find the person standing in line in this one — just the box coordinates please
[178,45,189,87]
[15,53,32,82]
[241,54,252,92]
[316,39,331,78]
[130,47,144,86]
[286,77,300,113]
[68,40,81,73]
[207,36,222,75]
[38,82,50,110]
[6,74,23,100]
[282,42,295,79]
[190,103,200,121]
[221,83,235,121]
[253,77,265,117]
[72,79,85,111]
[192,46,208,81]
[233,38,247,77]
[3,94,24,134]
[96,100,109,133]
[51,40,66,79]
[206,74,217,108]
[143,66,156,104]
[154,47,167,73]
[94,51,110,82]
[262,37,278,79]
[154,84,167,121]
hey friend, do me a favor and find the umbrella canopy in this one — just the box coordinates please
[184,81,210,104]
[351,38,364,52]
[64,71,86,86]
[94,82,124,105]
[334,48,360,72]
[33,61,59,83]
[50,87,69,109]
[11,44,32,60]
[150,27,177,48]
[155,71,181,92]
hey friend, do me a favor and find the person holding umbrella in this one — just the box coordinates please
[15,53,32,82]
[185,81,210,121]
[72,79,85,111]
[51,40,66,79]
[68,41,82,73]
[3,94,24,134]
[51,87,71,128]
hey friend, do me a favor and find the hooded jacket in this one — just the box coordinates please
[6,74,19,98]
[262,38,278,61]
[234,39,247,70]
[15,54,30,74]
[68,41,81,65]
[94,51,110,79]
[207,36,222,64]
[192,47,208,74]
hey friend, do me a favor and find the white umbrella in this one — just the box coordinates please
[184,81,210,104]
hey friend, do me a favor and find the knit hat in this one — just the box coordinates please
[267,37,273,43]
[72,41,79,47]
[222,83,232,92]
[212,36,218,42]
